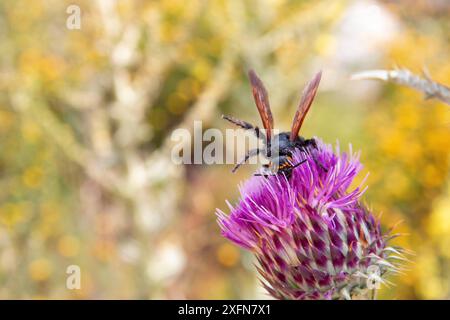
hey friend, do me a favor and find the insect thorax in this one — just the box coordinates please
[270,132,307,156]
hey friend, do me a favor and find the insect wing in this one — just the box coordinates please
[248,69,274,140]
[289,71,322,141]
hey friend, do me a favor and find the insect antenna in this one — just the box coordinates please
[222,115,265,141]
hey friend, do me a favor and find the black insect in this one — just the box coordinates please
[222,69,322,178]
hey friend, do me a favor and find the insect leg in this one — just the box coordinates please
[232,148,261,173]
[253,173,273,179]
[300,142,328,172]
[303,138,317,149]
[290,159,307,169]
[253,164,272,178]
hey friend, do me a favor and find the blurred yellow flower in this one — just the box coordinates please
[58,235,80,258]
[167,93,188,115]
[384,168,409,199]
[428,195,450,237]
[19,50,64,82]
[93,241,115,262]
[21,120,42,143]
[22,166,44,189]
[35,203,62,239]
[0,202,29,228]
[314,34,335,56]
[191,59,211,82]
[0,110,14,133]
[216,243,239,268]
[422,164,442,188]
[415,248,447,299]
[28,258,52,282]
[178,78,201,97]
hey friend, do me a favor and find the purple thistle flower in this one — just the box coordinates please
[217,139,402,300]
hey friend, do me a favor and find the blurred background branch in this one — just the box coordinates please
[351,68,450,105]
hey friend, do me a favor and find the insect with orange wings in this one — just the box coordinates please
[222,69,322,178]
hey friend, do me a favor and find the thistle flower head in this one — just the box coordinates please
[217,139,401,300]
